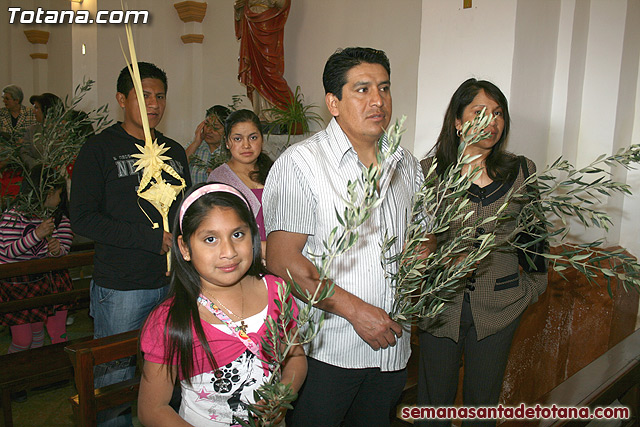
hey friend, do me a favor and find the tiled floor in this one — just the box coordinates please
[1,306,91,426]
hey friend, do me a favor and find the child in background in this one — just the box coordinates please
[138,182,306,427]
[0,172,73,354]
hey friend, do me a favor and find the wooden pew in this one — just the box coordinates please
[65,330,141,427]
[0,288,90,315]
[0,250,94,280]
[0,250,94,427]
[0,336,92,427]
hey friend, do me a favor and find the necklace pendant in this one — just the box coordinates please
[239,320,247,333]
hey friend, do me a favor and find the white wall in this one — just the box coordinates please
[615,0,640,256]
[414,0,517,159]
[2,0,639,258]
[415,0,640,257]
[1,0,422,150]
[508,0,560,167]
[283,0,423,150]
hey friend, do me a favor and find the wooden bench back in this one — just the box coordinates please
[500,327,640,426]
[64,330,141,427]
[0,250,94,280]
[0,251,93,319]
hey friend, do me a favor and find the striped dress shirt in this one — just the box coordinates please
[263,118,423,371]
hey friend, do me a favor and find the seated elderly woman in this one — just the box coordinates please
[208,109,273,256]
[0,85,37,139]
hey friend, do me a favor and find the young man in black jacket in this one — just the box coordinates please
[70,62,191,426]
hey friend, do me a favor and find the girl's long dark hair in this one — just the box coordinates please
[433,78,519,182]
[18,164,68,225]
[144,182,267,385]
[223,109,273,185]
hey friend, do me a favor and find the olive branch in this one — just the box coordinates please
[507,145,640,295]
[384,111,499,322]
[0,79,110,219]
[386,109,640,324]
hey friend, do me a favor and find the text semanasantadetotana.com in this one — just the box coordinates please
[401,404,630,421]
[7,7,149,25]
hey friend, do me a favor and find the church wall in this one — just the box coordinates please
[2,0,640,261]
[414,0,518,159]
[1,0,422,151]
[415,0,640,259]
[283,0,423,151]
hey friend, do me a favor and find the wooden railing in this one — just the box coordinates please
[65,330,141,427]
[0,249,94,280]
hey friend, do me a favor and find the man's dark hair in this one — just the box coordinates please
[322,47,391,100]
[116,62,168,97]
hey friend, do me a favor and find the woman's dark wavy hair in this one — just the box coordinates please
[29,93,63,120]
[144,182,267,385]
[433,78,519,182]
[222,109,273,185]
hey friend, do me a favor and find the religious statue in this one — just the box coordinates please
[234,0,293,121]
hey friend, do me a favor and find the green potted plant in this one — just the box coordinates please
[265,86,324,142]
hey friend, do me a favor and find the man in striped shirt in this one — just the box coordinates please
[264,47,427,426]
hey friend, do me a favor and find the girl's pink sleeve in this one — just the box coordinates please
[140,305,173,365]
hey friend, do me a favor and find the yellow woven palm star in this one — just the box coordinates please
[121,17,186,269]
[132,140,171,173]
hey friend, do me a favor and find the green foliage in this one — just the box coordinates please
[507,145,640,295]
[188,148,229,176]
[228,94,249,112]
[0,79,110,218]
[387,108,640,324]
[264,85,324,143]
[384,112,498,322]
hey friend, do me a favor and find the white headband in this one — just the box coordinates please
[179,183,249,232]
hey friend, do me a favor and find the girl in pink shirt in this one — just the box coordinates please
[139,182,306,427]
